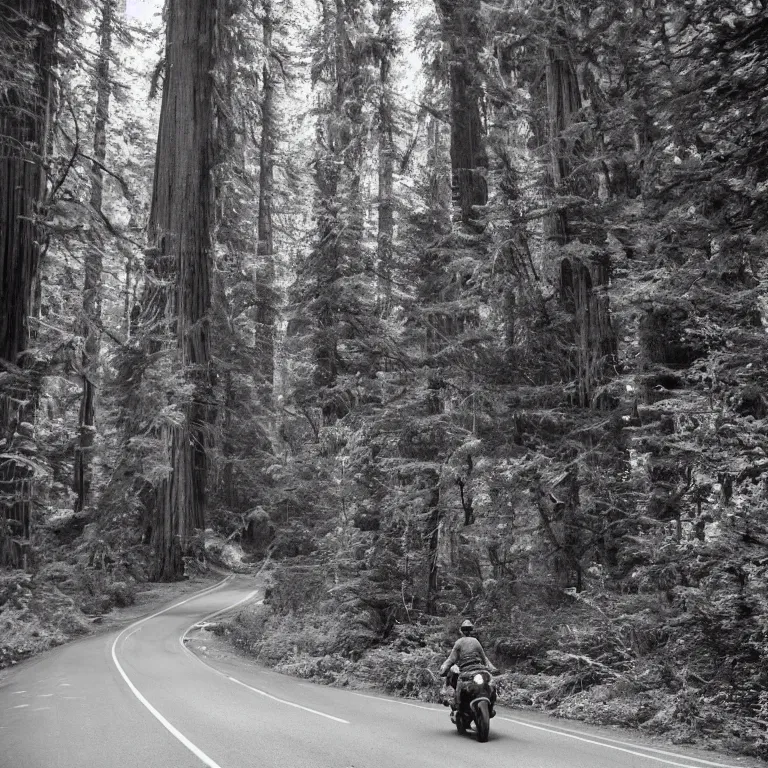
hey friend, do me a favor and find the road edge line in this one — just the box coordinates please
[502,716,745,768]
[500,717,744,768]
[179,595,350,725]
[179,589,262,649]
[111,574,234,768]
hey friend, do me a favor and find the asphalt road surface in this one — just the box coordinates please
[1,575,764,768]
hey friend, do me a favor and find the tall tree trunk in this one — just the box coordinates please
[74,0,114,513]
[0,0,59,567]
[422,117,452,356]
[544,33,580,246]
[425,470,441,615]
[376,0,395,317]
[255,0,276,399]
[545,8,616,407]
[311,0,341,413]
[434,0,487,228]
[145,0,217,580]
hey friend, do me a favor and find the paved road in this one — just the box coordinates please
[1,575,763,768]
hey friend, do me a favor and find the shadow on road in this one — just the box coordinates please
[428,725,507,745]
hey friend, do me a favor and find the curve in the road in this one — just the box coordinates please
[111,574,238,768]
[175,581,349,724]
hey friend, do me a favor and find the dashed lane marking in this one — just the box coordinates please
[348,691,442,712]
[227,676,350,724]
[178,594,350,726]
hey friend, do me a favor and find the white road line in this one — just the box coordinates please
[349,691,442,712]
[226,675,350,724]
[111,575,234,768]
[501,717,746,768]
[179,587,262,648]
[179,590,350,725]
[123,625,145,643]
[500,718,744,768]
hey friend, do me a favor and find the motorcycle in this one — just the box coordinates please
[442,664,497,743]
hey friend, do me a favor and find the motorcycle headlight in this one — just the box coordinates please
[473,673,485,685]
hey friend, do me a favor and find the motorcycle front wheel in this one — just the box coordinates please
[474,700,490,743]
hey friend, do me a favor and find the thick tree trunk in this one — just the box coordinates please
[422,117,452,356]
[544,34,580,246]
[74,0,114,513]
[255,0,276,398]
[0,0,59,567]
[376,0,395,317]
[434,0,487,228]
[545,11,616,407]
[312,6,341,413]
[145,0,216,580]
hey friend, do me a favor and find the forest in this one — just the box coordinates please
[1,0,767,758]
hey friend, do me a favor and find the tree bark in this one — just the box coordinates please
[544,26,580,246]
[255,0,276,398]
[422,117,452,356]
[74,0,114,513]
[434,0,487,228]
[376,0,395,316]
[425,470,441,614]
[544,8,616,407]
[144,0,217,580]
[311,0,342,411]
[0,0,59,567]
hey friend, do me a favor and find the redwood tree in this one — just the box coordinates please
[434,0,487,227]
[74,0,115,513]
[0,1,60,567]
[376,0,397,316]
[142,0,218,580]
[543,4,617,408]
[255,0,276,397]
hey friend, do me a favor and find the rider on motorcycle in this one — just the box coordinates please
[440,619,497,716]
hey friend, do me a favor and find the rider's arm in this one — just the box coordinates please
[478,640,497,672]
[439,640,461,675]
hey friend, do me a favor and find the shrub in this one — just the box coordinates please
[104,581,135,608]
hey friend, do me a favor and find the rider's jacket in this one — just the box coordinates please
[440,636,490,674]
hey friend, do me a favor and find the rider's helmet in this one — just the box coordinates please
[460,619,474,634]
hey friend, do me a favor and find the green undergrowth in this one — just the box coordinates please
[214,569,768,761]
[0,565,141,668]
[0,537,243,670]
